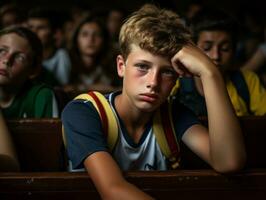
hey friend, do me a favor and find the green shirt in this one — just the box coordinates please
[3,82,58,118]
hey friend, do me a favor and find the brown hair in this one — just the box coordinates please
[0,25,43,68]
[119,4,191,60]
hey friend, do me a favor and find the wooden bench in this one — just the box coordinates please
[6,116,266,171]
[7,119,65,172]
[0,169,266,200]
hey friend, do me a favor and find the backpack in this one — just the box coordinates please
[64,91,181,169]
[176,70,251,115]
[229,71,251,114]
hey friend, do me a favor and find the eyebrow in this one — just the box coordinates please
[136,59,173,69]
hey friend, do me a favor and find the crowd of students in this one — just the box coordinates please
[0,1,265,199]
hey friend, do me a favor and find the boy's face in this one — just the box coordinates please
[197,30,234,72]
[27,18,53,47]
[117,45,177,112]
[77,22,104,57]
[0,33,33,87]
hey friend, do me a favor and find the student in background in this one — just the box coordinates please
[242,40,266,87]
[243,23,266,87]
[62,4,245,199]
[106,6,125,49]
[27,8,71,86]
[0,26,58,118]
[0,3,26,29]
[172,8,266,116]
[66,14,121,96]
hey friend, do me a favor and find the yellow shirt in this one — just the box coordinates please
[227,69,266,116]
[171,69,266,116]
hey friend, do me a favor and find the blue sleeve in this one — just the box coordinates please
[61,100,108,169]
[172,99,200,140]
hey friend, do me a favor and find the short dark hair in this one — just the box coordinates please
[0,26,43,68]
[28,7,59,31]
[191,8,239,48]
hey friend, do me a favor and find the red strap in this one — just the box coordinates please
[160,102,179,158]
[88,91,108,137]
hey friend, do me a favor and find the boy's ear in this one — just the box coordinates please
[117,55,126,78]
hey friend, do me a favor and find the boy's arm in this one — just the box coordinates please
[0,109,20,171]
[172,44,246,173]
[62,101,153,200]
[84,152,154,200]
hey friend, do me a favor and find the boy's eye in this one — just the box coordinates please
[135,63,149,71]
[202,44,212,52]
[220,44,232,52]
[14,54,26,63]
[161,69,176,77]
[0,48,7,58]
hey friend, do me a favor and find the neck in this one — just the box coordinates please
[114,93,153,143]
[82,54,96,67]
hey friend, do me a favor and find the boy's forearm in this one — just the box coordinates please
[102,181,154,200]
[201,71,246,172]
[84,152,154,200]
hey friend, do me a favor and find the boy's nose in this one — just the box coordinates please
[210,48,219,59]
[147,71,159,89]
[209,47,221,65]
[2,54,12,68]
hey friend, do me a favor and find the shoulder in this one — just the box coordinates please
[55,48,70,59]
[22,82,53,98]
[240,69,260,82]
[28,83,54,99]
[62,99,100,122]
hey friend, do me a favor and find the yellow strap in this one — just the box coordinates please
[152,101,179,161]
[74,92,118,151]
[91,91,118,150]
[167,100,179,153]
[63,91,178,161]
[152,109,172,158]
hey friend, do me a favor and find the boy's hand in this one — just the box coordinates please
[171,44,217,77]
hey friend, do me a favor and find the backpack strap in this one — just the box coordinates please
[153,101,180,169]
[230,71,251,114]
[74,91,119,150]
[64,91,180,169]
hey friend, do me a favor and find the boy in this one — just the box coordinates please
[0,26,58,118]
[27,8,71,86]
[173,8,266,116]
[62,5,246,199]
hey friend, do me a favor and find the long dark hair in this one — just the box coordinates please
[69,14,113,73]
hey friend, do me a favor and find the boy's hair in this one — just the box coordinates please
[119,4,191,60]
[0,26,43,68]
[27,7,59,31]
[190,8,239,49]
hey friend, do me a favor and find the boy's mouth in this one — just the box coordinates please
[139,93,159,103]
[0,69,8,76]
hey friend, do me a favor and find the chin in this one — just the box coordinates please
[137,102,160,113]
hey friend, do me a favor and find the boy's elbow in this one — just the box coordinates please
[213,155,246,174]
